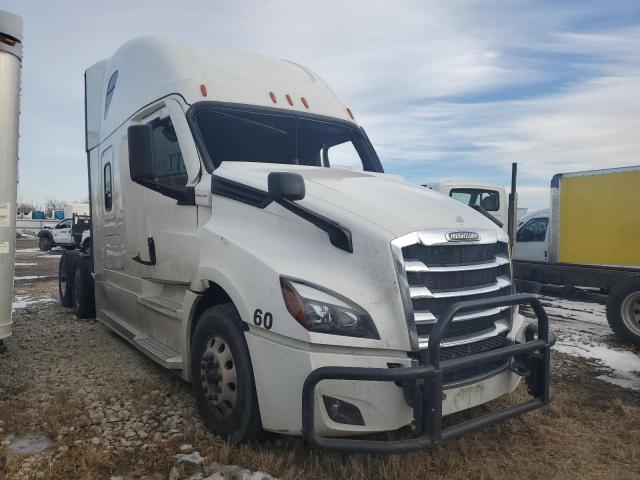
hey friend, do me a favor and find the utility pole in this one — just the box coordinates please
[0,10,23,352]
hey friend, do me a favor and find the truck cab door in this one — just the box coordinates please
[52,219,72,245]
[126,99,200,284]
[514,217,549,261]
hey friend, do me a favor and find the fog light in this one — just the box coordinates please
[322,395,365,426]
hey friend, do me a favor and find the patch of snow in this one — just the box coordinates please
[541,296,640,391]
[14,262,37,266]
[14,275,53,281]
[16,248,41,253]
[12,295,55,311]
[3,432,53,455]
[209,462,277,480]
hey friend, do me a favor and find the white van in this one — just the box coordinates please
[65,37,553,453]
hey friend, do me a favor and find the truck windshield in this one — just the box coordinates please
[190,104,382,173]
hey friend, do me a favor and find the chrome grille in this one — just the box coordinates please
[392,229,513,384]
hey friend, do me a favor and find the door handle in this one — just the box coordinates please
[132,237,156,266]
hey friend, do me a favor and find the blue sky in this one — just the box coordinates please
[4,0,640,210]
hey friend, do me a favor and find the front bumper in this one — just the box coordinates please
[302,293,554,453]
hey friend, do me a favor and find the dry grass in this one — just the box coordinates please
[3,247,639,479]
[2,365,638,480]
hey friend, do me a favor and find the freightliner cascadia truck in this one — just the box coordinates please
[62,37,554,452]
[514,165,640,346]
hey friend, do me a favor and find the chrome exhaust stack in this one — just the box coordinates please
[0,10,23,349]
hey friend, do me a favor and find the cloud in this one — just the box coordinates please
[2,0,639,212]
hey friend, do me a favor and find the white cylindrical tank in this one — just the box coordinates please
[0,11,23,348]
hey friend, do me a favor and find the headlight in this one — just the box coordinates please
[280,277,379,339]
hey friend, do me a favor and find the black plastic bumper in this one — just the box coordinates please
[301,293,554,454]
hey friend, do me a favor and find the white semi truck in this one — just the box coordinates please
[62,37,553,452]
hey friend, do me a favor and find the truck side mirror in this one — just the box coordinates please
[268,172,305,201]
[128,124,154,182]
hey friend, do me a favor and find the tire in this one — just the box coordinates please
[606,276,640,345]
[82,239,91,256]
[191,304,262,443]
[58,251,78,307]
[72,256,96,319]
[39,235,53,251]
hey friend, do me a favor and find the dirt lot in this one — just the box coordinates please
[1,239,639,479]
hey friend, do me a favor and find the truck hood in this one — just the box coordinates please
[214,163,504,238]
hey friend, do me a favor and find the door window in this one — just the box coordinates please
[150,118,188,189]
[516,217,549,242]
[56,219,72,229]
[104,162,113,211]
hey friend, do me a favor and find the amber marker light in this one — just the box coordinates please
[269,91,278,103]
[286,94,294,106]
[301,97,309,109]
[0,35,17,46]
[200,84,208,97]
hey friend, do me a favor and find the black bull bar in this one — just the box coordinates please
[302,293,554,454]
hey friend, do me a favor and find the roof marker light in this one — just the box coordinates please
[200,84,208,97]
[0,35,17,47]
[346,108,354,120]
[269,91,277,103]
[301,97,309,109]
[286,94,294,106]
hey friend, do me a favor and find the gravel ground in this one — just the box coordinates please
[1,240,639,479]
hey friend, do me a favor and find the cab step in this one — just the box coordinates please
[133,335,182,370]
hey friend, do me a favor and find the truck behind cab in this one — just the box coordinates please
[67,37,553,452]
[425,181,508,231]
[514,166,640,345]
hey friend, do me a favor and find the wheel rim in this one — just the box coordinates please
[60,262,67,296]
[621,291,640,336]
[200,336,237,418]
[73,270,81,309]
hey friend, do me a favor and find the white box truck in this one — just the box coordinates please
[513,166,640,345]
[61,37,553,452]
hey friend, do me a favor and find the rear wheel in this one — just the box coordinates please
[191,304,262,443]
[58,251,78,307]
[72,257,95,319]
[39,236,53,251]
[606,277,640,345]
[82,238,91,256]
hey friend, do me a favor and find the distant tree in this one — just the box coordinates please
[16,202,35,215]
[44,199,65,218]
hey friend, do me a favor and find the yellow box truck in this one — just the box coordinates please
[514,165,640,345]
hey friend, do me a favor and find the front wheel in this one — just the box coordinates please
[607,276,640,345]
[191,304,262,443]
[39,236,53,251]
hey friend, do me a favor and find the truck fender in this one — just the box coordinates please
[184,268,253,381]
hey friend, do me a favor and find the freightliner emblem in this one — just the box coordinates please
[446,231,480,242]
